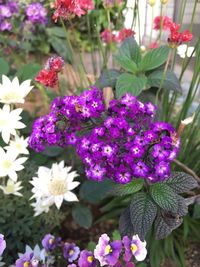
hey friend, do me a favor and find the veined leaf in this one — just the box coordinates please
[118,37,141,64]
[72,204,92,229]
[109,179,143,196]
[115,53,138,73]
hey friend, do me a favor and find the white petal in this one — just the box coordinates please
[54,195,64,209]
[67,181,80,191]
[64,191,78,202]
[8,170,18,182]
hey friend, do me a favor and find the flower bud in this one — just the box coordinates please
[160,0,169,4]
[148,0,156,6]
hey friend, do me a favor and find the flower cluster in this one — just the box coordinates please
[25,2,47,25]
[101,28,135,44]
[0,234,6,257]
[14,233,147,266]
[52,0,94,22]
[153,16,192,46]
[0,1,18,31]
[29,87,180,184]
[35,55,65,88]
[102,0,123,8]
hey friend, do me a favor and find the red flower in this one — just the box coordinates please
[117,28,135,42]
[101,29,115,44]
[181,29,193,42]
[168,22,193,46]
[46,56,65,72]
[35,69,58,88]
[150,41,159,49]
[154,16,172,31]
[53,0,94,21]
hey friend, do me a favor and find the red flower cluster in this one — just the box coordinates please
[168,22,193,46]
[154,16,172,31]
[35,56,65,88]
[52,0,94,22]
[101,28,135,44]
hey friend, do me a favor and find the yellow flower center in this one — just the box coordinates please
[48,179,67,196]
[49,238,54,245]
[87,256,93,263]
[131,243,138,254]
[105,245,112,255]
[69,249,74,256]
[23,262,30,267]
[3,160,12,169]
[6,183,15,193]
[3,92,20,101]
[16,143,22,149]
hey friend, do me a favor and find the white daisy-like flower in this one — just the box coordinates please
[5,135,29,155]
[30,161,80,211]
[0,147,27,182]
[0,179,23,196]
[0,75,33,104]
[177,44,195,59]
[0,105,26,144]
[31,198,50,216]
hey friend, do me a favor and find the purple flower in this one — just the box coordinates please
[42,234,59,251]
[94,233,122,266]
[0,5,12,18]
[26,3,47,25]
[133,161,149,177]
[152,145,169,160]
[0,234,6,256]
[130,145,144,158]
[123,235,147,262]
[15,252,33,267]
[78,250,96,267]
[155,161,170,178]
[0,20,12,31]
[68,265,77,267]
[63,243,80,262]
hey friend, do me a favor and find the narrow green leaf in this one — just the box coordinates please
[116,73,147,98]
[147,70,182,93]
[130,192,157,240]
[139,46,170,71]
[72,204,92,229]
[109,179,143,196]
[150,183,178,212]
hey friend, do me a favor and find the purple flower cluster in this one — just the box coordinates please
[25,2,47,25]
[0,1,18,31]
[29,88,180,183]
[15,233,146,266]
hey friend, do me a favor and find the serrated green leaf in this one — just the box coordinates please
[119,207,134,238]
[139,46,170,71]
[109,179,143,196]
[96,69,121,89]
[150,183,178,212]
[115,53,138,73]
[0,58,9,76]
[118,37,141,64]
[116,73,147,98]
[130,192,157,240]
[147,70,182,93]
[80,179,114,204]
[164,172,198,193]
[72,204,92,229]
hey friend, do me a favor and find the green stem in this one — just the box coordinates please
[137,0,142,45]
[149,5,155,46]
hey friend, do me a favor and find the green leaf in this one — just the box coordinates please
[96,69,121,89]
[46,27,66,38]
[42,146,64,157]
[164,172,198,193]
[147,70,182,93]
[109,179,143,196]
[115,54,138,73]
[116,73,147,98]
[119,207,134,238]
[193,204,200,219]
[16,63,41,81]
[87,241,96,251]
[80,179,114,204]
[139,46,170,71]
[72,204,92,229]
[112,230,121,240]
[0,58,10,76]
[118,37,141,64]
[150,183,178,212]
[48,36,72,63]
[130,192,157,240]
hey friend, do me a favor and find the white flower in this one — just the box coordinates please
[181,113,195,125]
[31,198,50,216]
[0,75,33,104]
[5,135,29,155]
[177,44,195,58]
[0,147,27,181]
[0,179,23,196]
[0,105,26,144]
[30,161,80,211]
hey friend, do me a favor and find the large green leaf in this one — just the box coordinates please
[16,63,41,81]
[163,172,198,193]
[109,179,143,196]
[80,179,114,204]
[118,37,141,64]
[72,204,93,229]
[130,192,157,240]
[119,207,134,238]
[46,27,66,38]
[116,73,147,98]
[150,183,178,212]
[96,69,121,89]
[139,46,170,71]
[0,58,10,76]
[48,36,72,63]
[147,70,182,92]
[115,54,138,73]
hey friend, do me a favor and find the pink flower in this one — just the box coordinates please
[101,29,115,44]
[154,16,172,31]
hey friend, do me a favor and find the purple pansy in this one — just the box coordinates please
[123,235,147,262]
[15,252,34,267]
[42,234,60,251]
[94,233,122,266]
[63,243,80,262]
[78,250,96,267]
